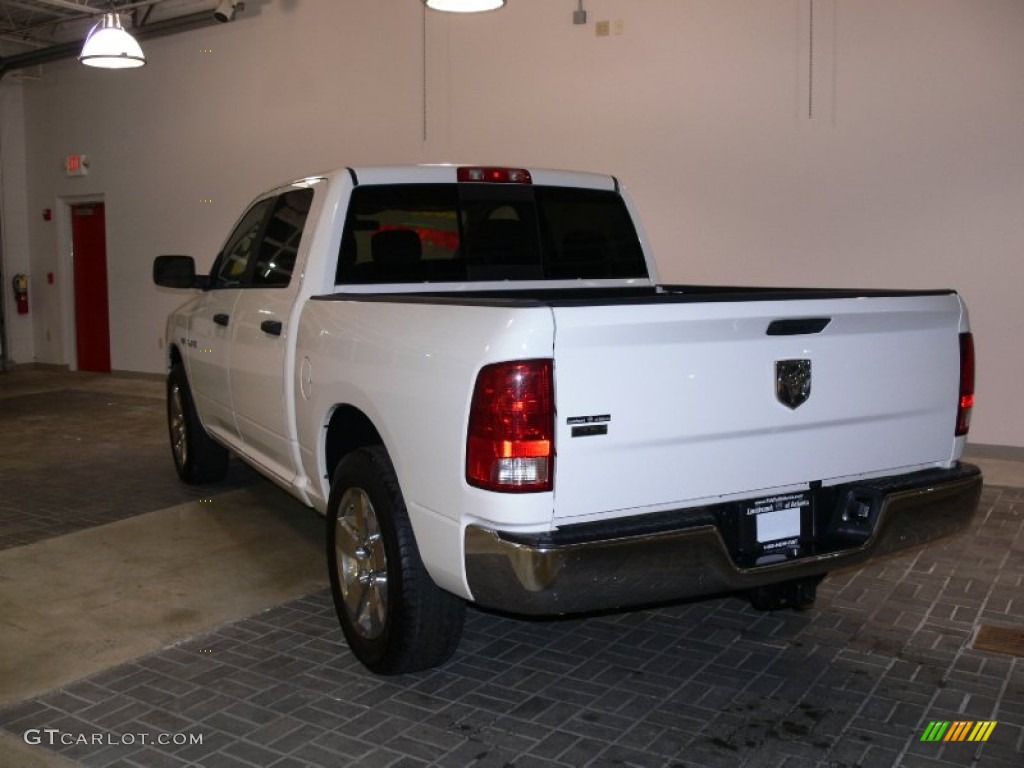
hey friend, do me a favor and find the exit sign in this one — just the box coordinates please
[65,155,89,177]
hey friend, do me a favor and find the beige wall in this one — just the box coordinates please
[2,0,1021,447]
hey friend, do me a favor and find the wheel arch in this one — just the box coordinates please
[319,402,469,603]
[168,343,184,371]
[325,443,466,673]
[324,404,385,485]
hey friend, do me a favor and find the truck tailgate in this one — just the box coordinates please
[551,292,964,522]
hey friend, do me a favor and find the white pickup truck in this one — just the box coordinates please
[154,165,982,674]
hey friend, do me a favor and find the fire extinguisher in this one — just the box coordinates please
[12,273,28,315]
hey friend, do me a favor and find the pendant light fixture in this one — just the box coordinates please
[423,0,506,12]
[79,13,146,69]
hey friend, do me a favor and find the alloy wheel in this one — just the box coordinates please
[334,487,389,639]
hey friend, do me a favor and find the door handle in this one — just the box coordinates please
[260,319,283,336]
[213,313,230,327]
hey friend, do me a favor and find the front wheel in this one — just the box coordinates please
[326,446,465,674]
[167,363,229,484]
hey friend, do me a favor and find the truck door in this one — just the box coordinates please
[228,188,314,484]
[186,197,274,447]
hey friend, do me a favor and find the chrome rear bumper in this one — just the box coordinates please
[464,463,983,615]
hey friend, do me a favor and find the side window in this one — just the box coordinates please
[210,198,274,289]
[252,188,314,288]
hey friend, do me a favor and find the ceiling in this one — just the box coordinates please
[0,0,229,75]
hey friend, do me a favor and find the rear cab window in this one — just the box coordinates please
[335,184,647,285]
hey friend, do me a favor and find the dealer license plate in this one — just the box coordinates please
[745,491,812,546]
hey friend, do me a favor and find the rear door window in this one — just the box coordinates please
[209,188,314,289]
[252,188,314,287]
[210,198,273,289]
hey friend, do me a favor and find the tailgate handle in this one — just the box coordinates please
[767,317,831,336]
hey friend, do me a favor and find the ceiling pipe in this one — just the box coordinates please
[30,0,104,14]
[0,9,220,78]
[30,0,175,18]
[1,0,160,44]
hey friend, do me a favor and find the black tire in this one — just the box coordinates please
[326,446,465,674]
[748,574,824,612]
[167,363,229,484]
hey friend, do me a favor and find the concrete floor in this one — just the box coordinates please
[0,369,1021,768]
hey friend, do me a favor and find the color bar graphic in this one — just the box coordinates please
[920,720,997,742]
[920,721,949,741]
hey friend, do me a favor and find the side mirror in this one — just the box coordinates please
[154,255,205,289]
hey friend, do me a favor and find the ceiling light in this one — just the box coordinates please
[423,0,506,12]
[79,13,145,69]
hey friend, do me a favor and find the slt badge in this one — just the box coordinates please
[776,359,812,409]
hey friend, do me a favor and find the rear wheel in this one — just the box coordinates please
[167,363,229,484]
[748,575,824,611]
[326,446,465,674]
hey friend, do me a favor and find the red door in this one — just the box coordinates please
[71,203,111,373]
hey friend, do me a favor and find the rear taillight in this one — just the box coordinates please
[467,359,554,492]
[956,332,975,437]
[457,167,533,184]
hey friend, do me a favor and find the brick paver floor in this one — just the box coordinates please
[0,385,261,550]
[0,373,1020,767]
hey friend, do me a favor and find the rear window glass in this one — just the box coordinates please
[336,183,647,285]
